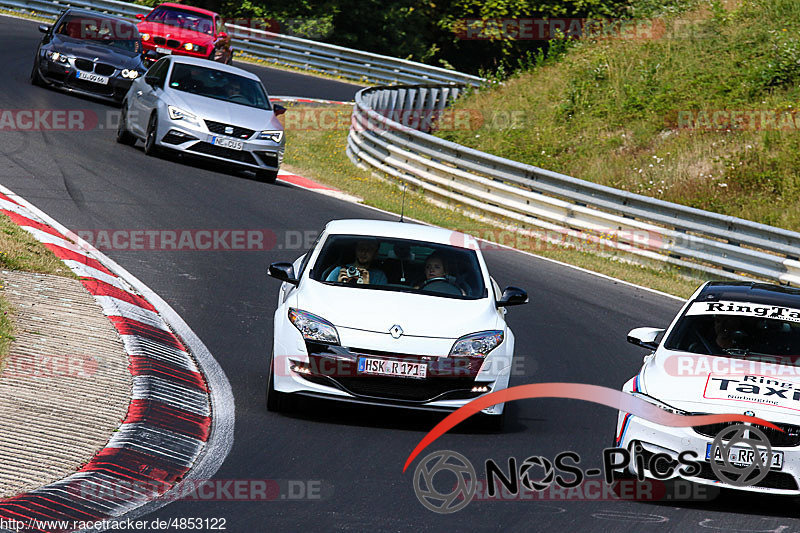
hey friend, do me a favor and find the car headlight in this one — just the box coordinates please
[449,330,504,358]
[258,130,283,143]
[631,392,688,416]
[141,33,150,41]
[167,105,201,126]
[121,69,140,79]
[184,43,199,51]
[288,308,340,345]
[47,51,68,63]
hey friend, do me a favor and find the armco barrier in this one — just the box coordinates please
[0,0,482,86]
[346,84,800,286]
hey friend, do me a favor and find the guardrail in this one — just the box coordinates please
[0,0,482,86]
[347,84,800,286]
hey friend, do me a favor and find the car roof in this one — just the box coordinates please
[64,8,135,23]
[323,219,479,249]
[167,56,261,81]
[696,281,800,308]
[152,2,217,17]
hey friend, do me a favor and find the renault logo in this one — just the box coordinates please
[389,325,403,339]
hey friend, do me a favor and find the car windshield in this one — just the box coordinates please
[168,63,271,110]
[664,299,800,362]
[56,14,141,52]
[145,6,214,35]
[309,235,487,299]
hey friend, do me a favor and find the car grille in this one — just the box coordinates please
[204,120,254,140]
[74,58,93,71]
[693,420,800,447]
[153,37,166,45]
[694,461,799,490]
[73,59,115,76]
[185,142,257,165]
[303,374,484,403]
[167,39,180,48]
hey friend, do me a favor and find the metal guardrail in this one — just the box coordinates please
[0,0,483,86]
[347,85,800,286]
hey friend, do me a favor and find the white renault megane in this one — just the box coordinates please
[266,219,528,429]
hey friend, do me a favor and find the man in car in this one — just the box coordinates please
[713,314,750,350]
[326,240,387,285]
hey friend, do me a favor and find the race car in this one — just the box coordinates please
[616,281,800,494]
[30,8,153,104]
[136,3,232,64]
[266,219,528,430]
[117,55,285,183]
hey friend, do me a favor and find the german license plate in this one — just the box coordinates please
[706,443,784,470]
[212,136,243,150]
[156,47,172,54]
[358,357,427,378]
[77,71,108,85]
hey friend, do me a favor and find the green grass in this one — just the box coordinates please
[282,107,706,299]
[437,0,800,231]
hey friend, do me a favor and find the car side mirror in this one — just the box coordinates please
[627,327,665,351]
[38,25,50,33]
[135,14,145,21]
[268,262,299,285]
[496,286,528,307]
[273,104,286,116]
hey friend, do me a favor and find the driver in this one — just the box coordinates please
[326,240,387,285]
[714,314,748,350]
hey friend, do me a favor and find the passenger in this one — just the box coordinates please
[326,240,387,285]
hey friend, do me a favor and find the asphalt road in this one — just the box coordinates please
[2,14,799,532]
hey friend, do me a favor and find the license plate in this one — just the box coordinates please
[212,136,243,150]
[77,71,108,85]
[357,357,427,379]
[156,47,172,55]
[706,443,784,470]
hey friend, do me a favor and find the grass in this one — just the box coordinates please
[282,106,705,299]
[437,0,800,231]
[0,212,77,366]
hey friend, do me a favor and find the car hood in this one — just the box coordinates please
[137,22,214,44]
[52,36,144,69]
[165,90,282,131]
[297,280,500,339]
[641,352,800,423]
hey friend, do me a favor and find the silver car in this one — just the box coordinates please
[117,55,285,182]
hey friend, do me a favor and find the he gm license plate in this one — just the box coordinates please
[212,136,243,150]
[156,47,172,54]
[77,71,108,85]
[706,443,784,470]
[358,357,427,379]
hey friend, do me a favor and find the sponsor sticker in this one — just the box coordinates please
[703,374,800,411]
[686,301,800,323]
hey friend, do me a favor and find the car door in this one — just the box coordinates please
[130,57,169,134]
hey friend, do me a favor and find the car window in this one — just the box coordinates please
[146,58,170,88]
[167,63,270,110]
[664,299,800,361]
[55,13,140,52]
[309,235,487,299]
[145,6,214,35]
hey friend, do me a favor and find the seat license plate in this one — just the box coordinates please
[77,71,109,85]
[358,357,427,378]
[212,136,243,150]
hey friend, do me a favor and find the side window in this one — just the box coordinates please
[297,230,323,279]
[146,58,170,88]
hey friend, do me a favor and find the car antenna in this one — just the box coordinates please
[399,183,407,223]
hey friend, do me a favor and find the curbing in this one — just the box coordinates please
[0,188,231,533]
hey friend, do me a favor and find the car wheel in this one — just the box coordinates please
[266,354,293,413]
[144,113,160,156]
[116,103,137,146]
[30,61,44,87]
[474,409,506,433]
[255,169,279,184]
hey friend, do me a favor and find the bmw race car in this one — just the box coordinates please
[616,281,800,494]
[266,219,528,430]
[31,8,154,104]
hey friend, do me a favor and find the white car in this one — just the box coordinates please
[616,281,800,493]
[266,219,528,430]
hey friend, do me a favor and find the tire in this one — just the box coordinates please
[143,113,160,156]
[266,354,293,413]
[256,169,279,184]
[30,61,44,87]
[116,103,137,146]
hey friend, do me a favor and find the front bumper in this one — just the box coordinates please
[36,57,134,103]
[616,410,800,494]
[154,114,284,171]
[141,40,211,60]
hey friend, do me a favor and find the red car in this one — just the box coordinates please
[136,3,232,63]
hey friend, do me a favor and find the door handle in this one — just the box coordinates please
[136,90,143,97]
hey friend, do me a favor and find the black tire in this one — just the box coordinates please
[30,61,44,87]
[116,103,137,146]
[143,113,160,156]
[266,354,293,413]
[256,169,279,184]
